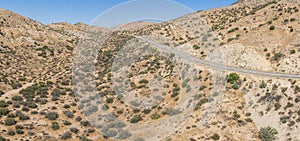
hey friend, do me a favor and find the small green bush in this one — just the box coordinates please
[260,81,267,89]
[274,53,283,61]
[211,133,220,140]
[151,113,161,120]
[7,130,15,136]
[0,108,9,116]
[61,132,72,140]
[0,136,7,141]
[5,118,17,126]
[130,115,142,123]
[16,111,30,120]
[62,120,72,126]
[51,122,60,130]
[138,79,149,84]
[259,126,278,141]
[226,73,240,84]
[193,45,201,50]
[70,127,79,134]
[269,25,275,30]
[45,112,59,120]
[12,96,23,101]
[290,50,296,54]
[80,121,91,126]
[16,129,24,134]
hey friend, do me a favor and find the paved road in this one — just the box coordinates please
[135,36,300,79]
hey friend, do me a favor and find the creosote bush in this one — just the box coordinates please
[45,112,59,120]
[51,122,60,130]
[226,73,239,84]
[259,126,278,141]
[4,118,16,126]
[211,133,220,140]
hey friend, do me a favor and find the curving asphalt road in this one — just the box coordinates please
[135,36,300,79]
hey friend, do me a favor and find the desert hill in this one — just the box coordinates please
[0,0,299,140]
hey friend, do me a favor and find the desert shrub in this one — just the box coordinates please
[0,136,7,141]
[0,100,8,108]
[232,82,239,90]
[39,98,48,105]
[269,25,275,30]
[51,96,59,101]
[25,101,38,109]
[5,118,16,126]
[16,129,24,134]
[106,98,114,103]
[16,111,30,120]
[78,136,92,141]
[51,88,66,96]
[245,118,253,122]
[274,53,283,61]
[76,116,82,121]
[0,90,4,96]
[162,108,182,116]
[290,18,296,22]
[87,128,95,133]
[7,130,15,136]
[63,104,70,109]
[45,112,59,120]
[138,79,149,84]
[259,81,267,88]
[28,131,35,136]
[259,126,278,141]
[61,132,72,140]
[51,122,60,130]
[20,85,37,99]
[80,121,91,127]
[151,113,161,120]
[226,73,239,84]
[12,96,23,101]
[227,38,235,42]
[62,120,72,126]
[0,108,9,116]
[61,80,70,86]
[63,110,74,118]
[7,113,15,118]
[11,83,22,89]
[139,107,150,114]
[130,115,142,123]
[193,45,200,50]
[211,133,220,140]
[15,125,24,129]
[70,127,79,134]
[18,77,26,81]
[21,107,30,112]
[194,98,208,110]
[290,50,296,54]
[295,85,300,93]
[233,110,240,119]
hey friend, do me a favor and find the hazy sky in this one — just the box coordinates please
[0,0,238,25]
